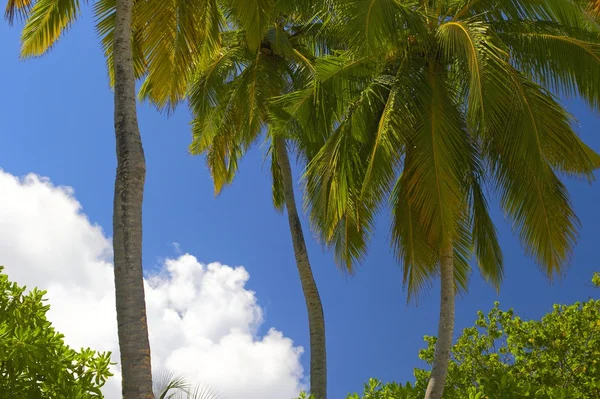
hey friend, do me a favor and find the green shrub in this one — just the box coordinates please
[0,266,113,398]
[295,274,599,399]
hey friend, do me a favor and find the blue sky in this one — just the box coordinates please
[1,10,599,398]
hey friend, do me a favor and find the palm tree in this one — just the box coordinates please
[164,8,331,396]
[3,0,280,395]
[276,1,600,398]
[4,0,154,396]
[130,1,335,397]
[5,1,329,397]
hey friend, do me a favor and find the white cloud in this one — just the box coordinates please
[0,170,305,399]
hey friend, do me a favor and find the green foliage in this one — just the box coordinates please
[416,297,600,398]
[295,376,577,399]
[0,266,113,398]
[293,379,420,399]
[294,277,600,399]
[276,0,600,300]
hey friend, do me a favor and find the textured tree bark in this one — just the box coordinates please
[112,0,154,397]
[275,137,327,399]
[425,245,455,399]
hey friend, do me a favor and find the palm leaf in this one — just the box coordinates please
[5,0,32,24]
[485,70,581,276]
[137,0,224,112]
[221,0,274,50]
[499,26,600,112]
[390,170,439,301]
[20,0,80,57]
[467,151,503,289]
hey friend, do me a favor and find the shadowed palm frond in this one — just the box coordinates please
[485,71,582,277]
[5,0,32,24]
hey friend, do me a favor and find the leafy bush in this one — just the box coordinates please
[417,299,600,398]
[0,266,113,398]
[295,274,600,399]
[294,379,420,399]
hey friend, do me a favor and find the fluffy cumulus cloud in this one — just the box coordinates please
[0,170,305,399]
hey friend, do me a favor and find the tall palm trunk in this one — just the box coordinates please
[113,0,153,397]
[425,245,455,399]
[275,137,327,399]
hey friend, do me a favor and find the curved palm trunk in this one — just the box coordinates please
[425,245,455,399]
[275,137,327,399]
[113,0,154,397]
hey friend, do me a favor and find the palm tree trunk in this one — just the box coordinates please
[275,137,327,399]
[425,245,455,399]
[113,0,153,397]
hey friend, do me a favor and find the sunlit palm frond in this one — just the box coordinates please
[190,91,241,194]
[189,25,310,195]
[437,19,496,126]
[20,0,80,57]
[188,35,247,119]
[137,0,224,113]
[386,64,475,298]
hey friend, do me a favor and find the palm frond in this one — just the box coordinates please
[485,70,581,277]
[20,0,80,57]
[304,118,375,270]
[153,369,189,399]
[390,171,438,301]
[138,0,224,113]
[454,0,593,30]
[499,26,600,112]
[401,66,471,248]
[336,0,428,54]
[221,0,274,50]
[153,369,222,399]
[5,0,32,24]
[467,153,503,289]
[302,75,398,269]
